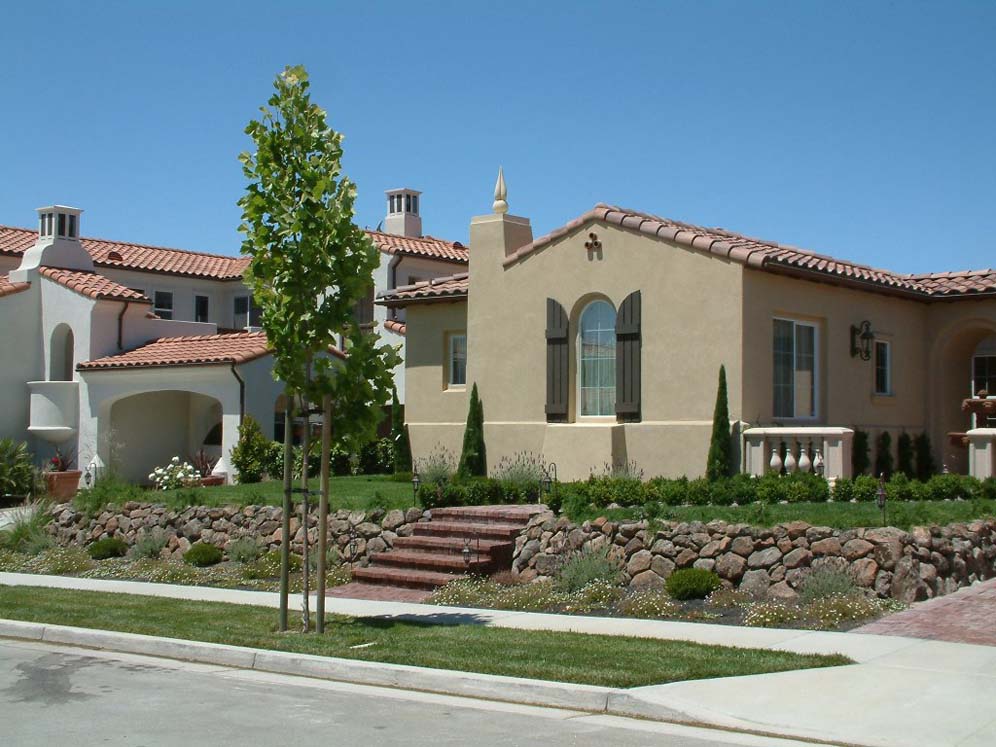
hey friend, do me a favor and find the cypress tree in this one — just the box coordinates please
[706,365,732,481]
[914,432,936,481]
[458,383,487,478]
[897,432,914,478]
[391,389,412,474]
[874,431,894,479]
[852,429,870,476]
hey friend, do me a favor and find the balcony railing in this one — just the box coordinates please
[27,380,79,444]
[742,427,854,481]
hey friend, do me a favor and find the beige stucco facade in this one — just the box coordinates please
[395,201,996,481]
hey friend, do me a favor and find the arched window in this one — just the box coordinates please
[49,324,74,381]
[578,300,616,416]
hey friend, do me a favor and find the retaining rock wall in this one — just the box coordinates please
[49,502,428,566]
[511,513,996,603]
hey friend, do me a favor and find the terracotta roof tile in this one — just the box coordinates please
[366,230,468,263]
[502,204,996,300]
[377,272,469,306]
[78,331,272,370]
[38,267,151,303]
[382,319,407,335]
[0,273,30,298]
[0,225,249,280]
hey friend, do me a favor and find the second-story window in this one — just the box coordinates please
[154,291,174,320]
[234,296,261,328]
[874,340,892,395]
[448,333,467,388]
[195,295,209,323]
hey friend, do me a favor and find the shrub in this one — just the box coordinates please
[130,529,168,559]
[358,438,393,475]
[149,456,200,490]
[897,433,914,478]
[561,579,625,613]
[664,568,722,600]
[492,451,545,494]
[227,537,262,563]
[183,542,223,567]
[914,432,936,481]
[706,365,732,480]
[416,445,456,487]
[391,389,412,474]
[743,601,800,627]
[617,589,681,618]
[88,537,128,560]
[0,438,34,497]
[555,547,623,593]
[798,567,857,604]
[705,587,752,608]
[874,431,894,479]
[230,415,270,483]
[803,593,882,630]
[0,500,53,555]
[852,429,870,476]
[25,546,93,575]
[262,441,284,480]
[242,550,301,580]
[74,474,143,517]
[457,383,487,478]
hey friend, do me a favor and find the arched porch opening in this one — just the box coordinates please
[49,323,74,381]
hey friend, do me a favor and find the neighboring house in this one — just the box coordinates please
[378,177,996,482]
[0,191,464,485]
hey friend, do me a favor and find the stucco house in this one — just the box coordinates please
[379,173,996,483]
[0,192,464,485]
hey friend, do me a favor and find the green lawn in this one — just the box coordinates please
[155,474,415,512]
[569,498,996,531]
[0,585,851,688]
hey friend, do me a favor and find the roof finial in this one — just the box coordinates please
[492,166,508,214]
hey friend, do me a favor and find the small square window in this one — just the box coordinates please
[448,334,467,387]
[57,213,66,237]
[875,340,891,395]
[154,291,174,320]
[195,295,209,323]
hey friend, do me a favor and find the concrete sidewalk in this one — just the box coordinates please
[3,572,995,746]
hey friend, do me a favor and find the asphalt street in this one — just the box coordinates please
[0,638,820,747]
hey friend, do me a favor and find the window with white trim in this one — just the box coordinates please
[448,334,467,387]
[874,340,891,395]
[234,296,261,328]
[773,318,817,418]
[195,295,209,323]
[578,300,616,417]
[154,291,174,320]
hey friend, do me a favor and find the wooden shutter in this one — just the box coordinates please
[616,290,642,421]
[545,298,569,421]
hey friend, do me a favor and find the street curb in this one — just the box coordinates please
[0,619,616,714]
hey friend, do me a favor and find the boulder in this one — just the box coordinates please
[842,538,874,560]
[627,550,653,575]
[731,536,755,557]
[630,570,665,591]
[534,553,563,576]
[810,537,842,556]
[873,541,904,571]
[767,581,798,602]
[851,557,878,587]
[382,510,406,531]
[715,552,747,580]
[739,569,771,598]
[693,558,716,572]
[675,548,698,568]
[783,548,812,569]
[747,546,782,569]
[651,555,675,579]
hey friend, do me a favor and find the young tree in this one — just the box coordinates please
[852,429,871,476]
[239,65,400,632]
[897,432,914,478]
[874,431,894,479]
[914,432,937,481]
[706,365,731,481]
[391,389,412,474]
[458,383,486,478]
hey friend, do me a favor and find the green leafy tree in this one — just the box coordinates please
[874,431,894,479]
[239,65,400,632]
[706,365,732,481]
[391,389,412,474]
[458,383,486,478]
[852,429,870,476]
[897,432,914,478]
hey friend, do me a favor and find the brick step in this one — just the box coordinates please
[430,506,543,526]
[372,550,495,573]
[393,535,512,556]
[351,565,466,590]
[413,520,524,540]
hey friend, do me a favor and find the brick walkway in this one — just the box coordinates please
[325,582,430,603]
[853,577,996,646]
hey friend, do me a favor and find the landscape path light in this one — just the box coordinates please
[876,473,888,526]
[411,471,421,508]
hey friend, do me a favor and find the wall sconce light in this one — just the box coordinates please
[850,320,874,361]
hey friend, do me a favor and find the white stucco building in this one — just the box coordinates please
[0,192,466,485]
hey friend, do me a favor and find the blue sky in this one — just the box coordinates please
[2,1,994,274]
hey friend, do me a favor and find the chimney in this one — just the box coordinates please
[10,205,94,281]
[468,168,532,265]
[383,188,422,237]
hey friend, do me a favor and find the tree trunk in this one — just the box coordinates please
[300,367,312,633]
[278,393,294,632]
[316,394,331,633]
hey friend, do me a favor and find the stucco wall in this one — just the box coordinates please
[0,285,42,446]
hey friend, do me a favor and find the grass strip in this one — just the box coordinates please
[0,585,851,688]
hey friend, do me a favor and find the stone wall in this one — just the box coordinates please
[49,502,428,566]
[511,513,996,603]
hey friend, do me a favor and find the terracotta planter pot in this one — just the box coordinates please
[199,475,225,487]
[45,470,82,500]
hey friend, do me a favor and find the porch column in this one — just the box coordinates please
[966,428,996,479]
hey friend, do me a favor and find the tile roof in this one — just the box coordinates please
[39,267,151,303]
[0,225,249,280]
[503,204,996,301]
[78,331,272,370]
[0,273,30,298]
[366,230,468,263]
[382,319,407,335]
[377,272,469,306]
